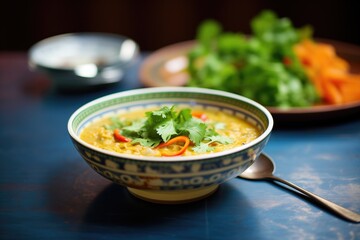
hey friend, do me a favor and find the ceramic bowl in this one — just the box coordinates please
[68,87,273,203]
[29,33,139,90]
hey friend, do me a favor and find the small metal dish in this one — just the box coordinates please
[29,33,139,90]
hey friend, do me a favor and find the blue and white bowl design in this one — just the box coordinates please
[68,87,273,203]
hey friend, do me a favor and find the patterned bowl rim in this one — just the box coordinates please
[68,87,273,162]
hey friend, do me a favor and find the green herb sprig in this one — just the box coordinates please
[187,10,319,108]
[106,106,233,153]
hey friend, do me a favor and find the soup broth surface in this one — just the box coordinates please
[80,106,260,157]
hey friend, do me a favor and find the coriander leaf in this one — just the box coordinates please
[176,108,192,124]
[192,143,214,153]
[207,135,233,144]
[145,106,174,126]
[104,116,124,130]
[121,119,146,137]
[156,119,177,142]
[144,106,177,139]
[204,128,218,138]
[149,105,174,118]
[177,118,206,145]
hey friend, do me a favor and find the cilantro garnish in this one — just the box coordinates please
[104,116,124,130]
[105,105,233,152]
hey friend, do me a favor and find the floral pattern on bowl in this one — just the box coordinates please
[68,87,273,203]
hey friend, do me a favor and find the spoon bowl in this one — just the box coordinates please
[238,153,360,223]
[239,153,275,179]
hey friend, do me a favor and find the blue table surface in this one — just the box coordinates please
[1,53,359,240]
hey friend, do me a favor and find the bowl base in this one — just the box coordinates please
[127,185,219,204]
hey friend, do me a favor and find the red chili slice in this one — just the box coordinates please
[156,136,190,157]
[114,129,131,142]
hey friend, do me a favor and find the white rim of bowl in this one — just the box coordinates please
[67,87,274,162]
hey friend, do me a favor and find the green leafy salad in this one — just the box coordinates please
[187,10,320,107]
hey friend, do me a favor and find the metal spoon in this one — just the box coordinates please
[238,153,360,223]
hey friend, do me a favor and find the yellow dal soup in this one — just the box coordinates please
[80,106,260,157]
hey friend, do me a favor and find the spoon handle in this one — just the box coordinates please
[270,175,360,223]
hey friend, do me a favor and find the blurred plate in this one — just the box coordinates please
[29,33,139,90]
[140,39,360,124]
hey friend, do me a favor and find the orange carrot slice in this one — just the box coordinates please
[156,136,190,157]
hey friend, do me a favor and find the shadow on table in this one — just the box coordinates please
[45,157,261,238]
[82,182,248,225]
[80,181,262,239]
[45,157,110,220]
